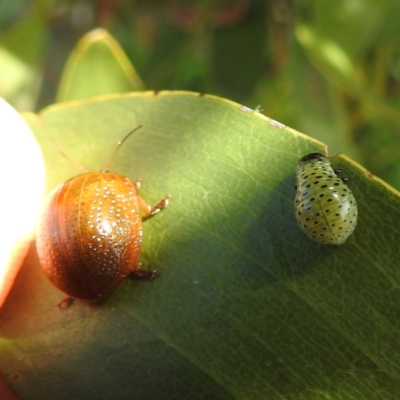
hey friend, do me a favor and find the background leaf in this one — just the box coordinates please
[57,28,144,102]
[0,0,50,110]
[3,2,400,191]
[1,92,400,399]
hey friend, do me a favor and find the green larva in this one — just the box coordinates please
[294,153,358,245]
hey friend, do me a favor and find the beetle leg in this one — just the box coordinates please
[149,195,171,215]
[137,194,151,215]
[58,296,75,309]
[131,269,160,279]
[139,195,171,220]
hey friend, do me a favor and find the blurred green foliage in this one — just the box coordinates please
[1,0,400,188]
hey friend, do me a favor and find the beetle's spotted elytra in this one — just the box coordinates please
[294,153,358,245]
[36,125,170,306]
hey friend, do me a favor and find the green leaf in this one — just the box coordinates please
[57,29,144,102]
[314,0,385,58]
[287,42,361,161]
[295,24,400,129]
[0,0,50,66]
[1,92,400,399]
[0,0,50,109]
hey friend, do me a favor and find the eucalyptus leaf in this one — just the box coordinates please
[57,29,144,102]
[1,92,400,399]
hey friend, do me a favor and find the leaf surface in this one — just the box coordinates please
[1,92,400,399]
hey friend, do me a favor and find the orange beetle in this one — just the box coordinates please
[36,126,169,305]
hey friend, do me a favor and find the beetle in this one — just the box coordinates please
[36,125,170,306]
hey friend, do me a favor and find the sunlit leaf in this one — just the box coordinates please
[1,92,400,399]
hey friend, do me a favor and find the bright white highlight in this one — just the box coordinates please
[0,98,46,307]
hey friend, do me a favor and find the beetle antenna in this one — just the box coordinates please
[53,144,88,173]
[103,125,143,172]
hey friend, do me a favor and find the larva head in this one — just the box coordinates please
[298,153,326,164]
[294,153,358,245]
